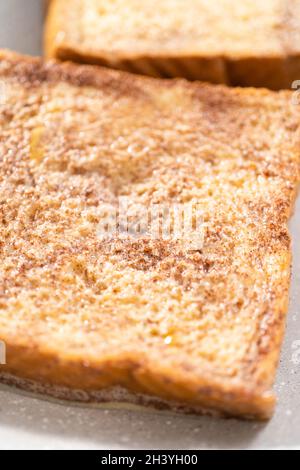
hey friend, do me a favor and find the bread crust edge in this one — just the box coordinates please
[0,372,273,421]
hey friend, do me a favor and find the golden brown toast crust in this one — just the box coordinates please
[45,0,300,89]
[0,50,300,419]
[0,372,234,419]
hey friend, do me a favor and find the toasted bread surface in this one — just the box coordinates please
[0,50,300,419]
[45,0,300,89]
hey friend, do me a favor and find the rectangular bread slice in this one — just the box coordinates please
[0,50,299,419]
[44,0,300,90]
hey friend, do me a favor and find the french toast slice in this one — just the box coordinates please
[45,0,300,90]
[0,50,299,419]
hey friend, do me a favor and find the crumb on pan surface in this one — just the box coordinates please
[0,50,300,419]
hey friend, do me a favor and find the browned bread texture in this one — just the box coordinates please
[45,0,300,90]
[0,50,300,419]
